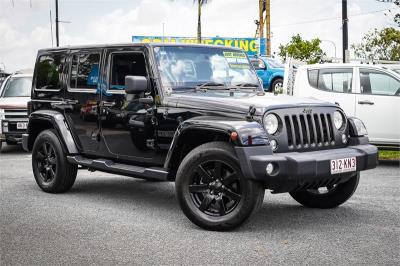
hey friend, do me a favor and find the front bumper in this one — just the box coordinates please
[235,139,378,193]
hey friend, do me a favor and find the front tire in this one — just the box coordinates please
[289,174,360,209]
[271,78,283,93]
[175,141,264,231]
[32,129,78,193]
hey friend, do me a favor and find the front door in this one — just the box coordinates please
[64,49,102,154]
[356,68,400,145]
[99,48,166,165]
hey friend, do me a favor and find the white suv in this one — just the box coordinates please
[293,63,400,148]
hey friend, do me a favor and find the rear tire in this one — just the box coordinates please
[289,174,360,209]
[176,141,264,231]
[32,129,78,193]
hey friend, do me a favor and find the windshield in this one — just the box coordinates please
[266,58,284,68]
[1,77,32,97]
[153,46,260,92]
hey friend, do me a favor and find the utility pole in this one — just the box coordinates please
[258,0,265,55]
[265,0,271,56]
[342,0,349,63]
[197,0,202,43]
[55,0,59,47]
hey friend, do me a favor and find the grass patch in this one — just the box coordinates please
[379,150,400,160]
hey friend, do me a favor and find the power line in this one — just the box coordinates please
[273,8,393,28]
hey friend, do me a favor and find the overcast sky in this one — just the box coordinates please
[0,0,398,72]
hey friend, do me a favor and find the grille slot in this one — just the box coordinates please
[284,112,335,150]
[4,109,28,119]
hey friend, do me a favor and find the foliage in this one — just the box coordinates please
[379,150,400,161]
[351,27,400,61]
[395,0,400,27]
[278,34,325,64]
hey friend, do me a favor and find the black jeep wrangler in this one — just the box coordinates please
[23,44,377,230]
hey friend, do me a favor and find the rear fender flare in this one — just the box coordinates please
[27,110,78,154]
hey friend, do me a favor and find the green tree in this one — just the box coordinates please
[394,0,399,27]
[278,34,325,64]
[351,27,400,61]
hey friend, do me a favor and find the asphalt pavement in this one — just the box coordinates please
[1,144,399,265]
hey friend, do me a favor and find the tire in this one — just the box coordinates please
[32,129,78,193]
[0,141,3,153]
[175,141,265,231]
[289,174,360,209]
[271,78,283,92]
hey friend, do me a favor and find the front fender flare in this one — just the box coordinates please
[163,117,269,169]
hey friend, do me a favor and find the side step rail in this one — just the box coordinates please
[67,155,169,181]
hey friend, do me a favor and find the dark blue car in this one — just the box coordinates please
[251,56,284,92]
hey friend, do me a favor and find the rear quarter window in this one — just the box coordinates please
[35,53,66,90]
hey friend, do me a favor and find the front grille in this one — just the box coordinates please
[4,109,27,119]
[284,113,335,150]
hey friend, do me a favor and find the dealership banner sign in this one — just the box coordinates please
[132,36,266,56]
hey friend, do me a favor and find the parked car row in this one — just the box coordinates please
[0,71,32,152]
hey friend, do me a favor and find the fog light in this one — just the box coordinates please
[266,163,274,175]
[3,122,8,133]
[342,134,347,144]
[270,139,278,151]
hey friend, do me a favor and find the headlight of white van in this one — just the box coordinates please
[263,113,279,135]
[349,117,368,136]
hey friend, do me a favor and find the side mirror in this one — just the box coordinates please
[251,59,266,70]
[125,76,147,94]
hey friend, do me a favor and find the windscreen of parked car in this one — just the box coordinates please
[1,77,32,97]
[153,46,260,92]
[266,58,284,68]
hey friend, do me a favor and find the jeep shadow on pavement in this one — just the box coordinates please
[23,43,378,231]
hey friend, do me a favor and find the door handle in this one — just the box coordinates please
[100,101,116,107]
[358,100,374,105]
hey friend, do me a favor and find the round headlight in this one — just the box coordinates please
[264,114,279,134]
[333,111,344,130]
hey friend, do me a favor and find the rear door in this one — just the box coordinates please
[63,49,102,154]
[304,68,356,116]
[355,68,400,145]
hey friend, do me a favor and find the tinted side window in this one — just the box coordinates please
[317,69,352,93]
[109,53,147,90]
[70,53,100,89]
[36,54,65,90]
[360,69,400,96]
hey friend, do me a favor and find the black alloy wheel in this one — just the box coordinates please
[36,141,57,184]
[189,160,243,217]
[32,129,77,193]
[176,141,264,231]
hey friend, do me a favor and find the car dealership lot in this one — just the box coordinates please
[1,144,399,265]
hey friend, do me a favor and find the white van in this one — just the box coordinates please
[293,63,400,148]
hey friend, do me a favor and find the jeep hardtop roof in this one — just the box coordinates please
[37,43,244,53]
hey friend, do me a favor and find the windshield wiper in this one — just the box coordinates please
[195,81,226,91]
[231,82,260,89]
